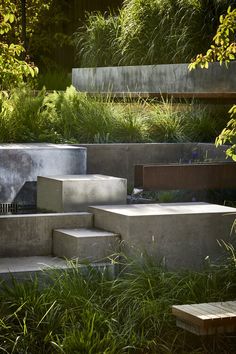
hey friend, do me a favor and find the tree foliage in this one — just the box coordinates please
[0,0,38,89]
[189,7,236,161]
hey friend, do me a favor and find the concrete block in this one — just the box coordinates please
[0,143,86,206]
[89,203,236,270]
[37,174,127,212]
[0,212,93,257]
[53,228,120,261]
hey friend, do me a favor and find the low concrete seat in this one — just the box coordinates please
[37,174,127,212]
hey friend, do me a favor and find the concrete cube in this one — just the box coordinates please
[37,174,127,212]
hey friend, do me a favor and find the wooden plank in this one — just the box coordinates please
[193,303,236,318]
[202,302,236,318]
[172,305,210,327]
[176,318,236,335]
[173,302,236,331]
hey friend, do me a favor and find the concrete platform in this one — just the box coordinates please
[37,174,127,212]
[0,256,117,281]
[89,203,236,270]
[0,212,93,257]
[53,228,120,261]
[0,256,67,274]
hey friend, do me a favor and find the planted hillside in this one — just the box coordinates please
[0,86,229,144]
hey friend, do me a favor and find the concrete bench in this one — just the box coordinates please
[172,301,236,335]
[134,162,236,191]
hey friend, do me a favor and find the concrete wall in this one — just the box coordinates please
[0,143,229,206]
[72,62,236,93]
[0,144,87,206]
[80,143,228,186]
[0,212,92,257]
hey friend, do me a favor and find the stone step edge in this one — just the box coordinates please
[53,228,120,238]
[0,256,117,276]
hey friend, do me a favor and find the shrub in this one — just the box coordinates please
[74,0,235,67]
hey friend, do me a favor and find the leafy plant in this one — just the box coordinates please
[36,70,71,91]
[189,6,236,160]
[0,0,38,89]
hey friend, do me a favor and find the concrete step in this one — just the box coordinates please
[0,212,93,257]
[53,228,120,261]
[37,174,127,212]
[0,256,67,281]
[88,202,236,270]
[0,256,117,281]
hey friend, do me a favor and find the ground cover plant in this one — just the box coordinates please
[1,244,236,353]
[0,1,38,90]
[0,85,229,144]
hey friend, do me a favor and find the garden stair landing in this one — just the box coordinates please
[89,202,236,270]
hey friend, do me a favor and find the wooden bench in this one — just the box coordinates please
[172,301,236,335]
[134,162,236,191]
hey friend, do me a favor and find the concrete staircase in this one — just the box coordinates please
[1,173,236,279]
[0,173,127,279]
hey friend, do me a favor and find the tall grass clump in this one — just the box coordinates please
[74,0,235,67]
[112,102,149,142]
[147,100,189,142]
[41,86,115,143]
[0,87,47,143]
[1,244,236,353]
[74,12,122,68]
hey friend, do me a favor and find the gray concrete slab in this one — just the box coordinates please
[89,203,236,270]
[0,256,68,273]
[0,256,117,281]
[37,174,127,212]
[53,228,120,261]
[0,212,93,257]
[72,62,236,94]
[0,144,87,206]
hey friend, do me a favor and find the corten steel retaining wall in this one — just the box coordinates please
[72,62,236,95]
[80,143,228,186]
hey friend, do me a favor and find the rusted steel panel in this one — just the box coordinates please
[134,163,236,190]
[134,165,144,188]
